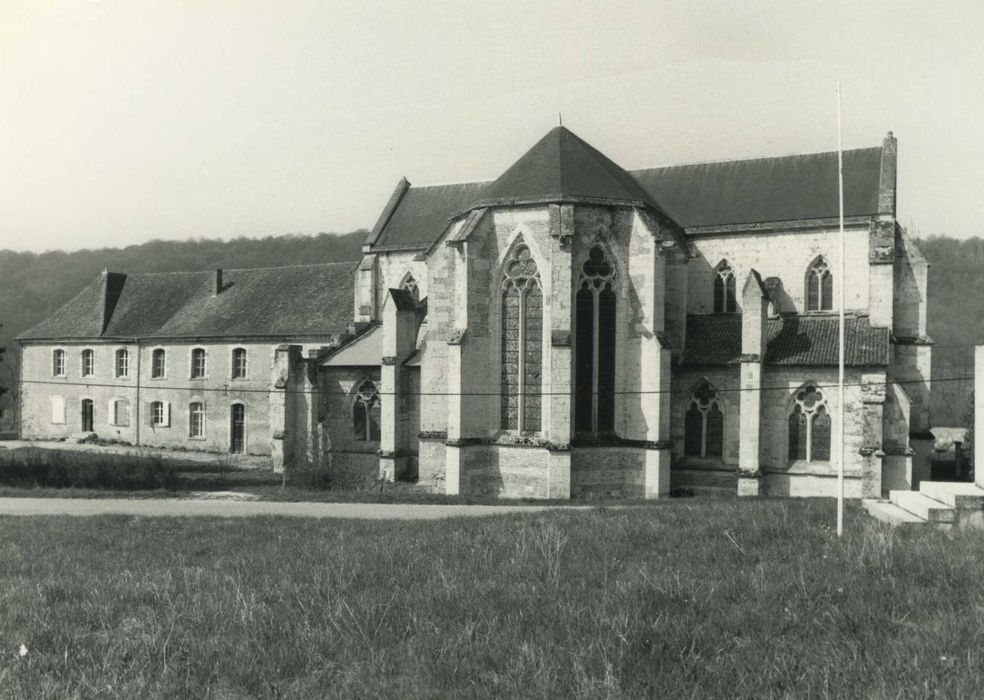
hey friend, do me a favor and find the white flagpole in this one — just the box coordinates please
[837,83,846,538]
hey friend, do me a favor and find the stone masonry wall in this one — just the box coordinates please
[686,225,871,315]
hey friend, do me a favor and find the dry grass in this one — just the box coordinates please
[1,500,983,698]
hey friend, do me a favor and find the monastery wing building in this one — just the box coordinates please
[18,127,932,499]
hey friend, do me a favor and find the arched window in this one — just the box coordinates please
[575,244,618,435]
[788,384,831,462]
[400,273,420,304]
[190,348,206,379]
[713,261,737,313]
[151,348,166,378]
[684,381,724,458]
[231,348,247,379]
[81,349,95,377]
[500,241,543,432]
[52,349,66,377]
[806,256,833,311]
[352,380,381,442]
[189,402,205,438]
[115,348,129,378]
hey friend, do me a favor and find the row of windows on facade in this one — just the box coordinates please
[683,381,832,463]
[48,379,384,445]
[712,256,834,313]
[51,347,249,380]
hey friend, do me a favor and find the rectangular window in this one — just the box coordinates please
[115,349,129,378]
[50,395,66,424]
[52,349,66,377]
[82,349,94,377]
[232,348,247,379]
[150,401,170,427]
[151,349,166,378]
[191,349,206,379]
[189,402,205,438]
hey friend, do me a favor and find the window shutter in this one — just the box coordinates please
[50,396,65,424]
[108,399,116,425]
[148,403,155,427]
[164,402,171,427]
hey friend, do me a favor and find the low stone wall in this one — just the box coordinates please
[461,444,552,499]
[571,447,646,499]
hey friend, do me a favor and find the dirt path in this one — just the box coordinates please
[0,497,592,520]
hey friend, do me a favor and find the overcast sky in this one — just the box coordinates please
[1,0,981,253]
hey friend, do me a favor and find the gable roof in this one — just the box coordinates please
[682,314,890,367]
[18,262,357,342]
[366,129,889,252]
[320,324,382,367]
[633,147,884,230]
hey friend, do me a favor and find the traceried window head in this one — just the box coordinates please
[684,380,724,458]
[500,241,543,433]
[806,256,833,311]
[400,273,420,304]
[575,244,618,435]
[713,260,737,313]
[352,380,381,442]
[788,384,831,463]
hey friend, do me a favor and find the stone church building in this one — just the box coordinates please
[17,126,932,499]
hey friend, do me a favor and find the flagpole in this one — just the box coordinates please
[837,83,846,538]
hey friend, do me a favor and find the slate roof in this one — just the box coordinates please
[633,147,884,230]
[18,263,356,341]
[366,127,888,252]
[682,315,890,367]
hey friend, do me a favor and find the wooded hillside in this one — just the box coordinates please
[0,233,979,429]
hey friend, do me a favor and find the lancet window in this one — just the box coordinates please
[500,242,542,432]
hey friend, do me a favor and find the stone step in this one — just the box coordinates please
[889,490,957,524]
[863,499,927,525]
[918,481,984,510]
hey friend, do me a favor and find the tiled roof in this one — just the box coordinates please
[682,315,890,367]
[366,128,887,252]
[633,147,884,230]
[18,263,356,341]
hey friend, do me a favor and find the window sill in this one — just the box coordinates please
[188,436,207,441]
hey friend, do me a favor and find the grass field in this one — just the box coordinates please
[1,499,982,698]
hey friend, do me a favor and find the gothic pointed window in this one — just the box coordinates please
[575,244,618,435]
[684,381,724,458]
[788,384,831,462]
[353,380,381,442]
[500,241,542,432]
[713,261,737,313]
[806,256,833,311]
[400,273,420,304]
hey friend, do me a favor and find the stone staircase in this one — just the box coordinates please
[863,481,984,527]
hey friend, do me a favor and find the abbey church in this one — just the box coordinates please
[16,126,932,499]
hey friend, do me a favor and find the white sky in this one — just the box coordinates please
[1,0,981,252]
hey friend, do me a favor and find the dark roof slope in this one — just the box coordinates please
[369,181,488,251]
[19,262,356,341]
[472,126,665,210]
[367,138,886,252]
[682,314,889,367]
[633,147,883,229]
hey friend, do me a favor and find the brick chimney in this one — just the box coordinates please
[212,269,223,296]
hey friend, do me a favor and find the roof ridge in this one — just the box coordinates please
[403,178,491,190]
[125,261,357,276]
[632,145,882,172]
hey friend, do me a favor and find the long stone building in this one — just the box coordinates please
[18,126,932,498]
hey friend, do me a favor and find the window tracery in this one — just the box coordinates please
[500,241,542,432]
